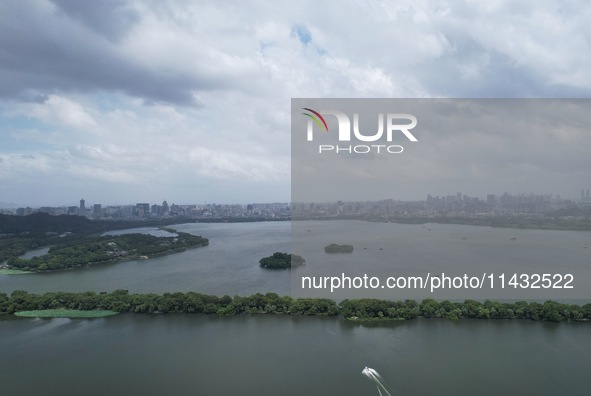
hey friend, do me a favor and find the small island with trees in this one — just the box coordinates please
[259,252,305,269]
[324,243,354,253]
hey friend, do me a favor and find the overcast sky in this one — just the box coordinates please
[292,98,591,202]
[1,0,591,207]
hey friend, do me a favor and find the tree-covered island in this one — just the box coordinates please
[259,252,305,269]
[324,243,354,253]
[5,232,208,272]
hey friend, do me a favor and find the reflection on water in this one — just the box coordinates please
[0,314,589,396]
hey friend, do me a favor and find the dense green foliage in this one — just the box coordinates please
[5,232,208,272]
[0,213,199,262]
[340,298,591,322]
[324,243,354,253]
[1,291,589,323]
[259,252,305,269]
[0,212,98,235]
[0,238,43,263]
[0,290,337,317]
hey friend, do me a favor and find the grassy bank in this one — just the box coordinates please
[14,309,119,318]
[0,269,33,275]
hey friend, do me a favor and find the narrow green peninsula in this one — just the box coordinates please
[2,290,590,323]
[5,232,208,272]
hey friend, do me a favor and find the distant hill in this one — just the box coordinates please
[0,213,198,237]
[0,213,100,235]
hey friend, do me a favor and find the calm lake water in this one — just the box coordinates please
[1,221,590,395]
[292,221,591,301]
[1,314,590,396]
[0,221,291,295]
[2,221,589,301]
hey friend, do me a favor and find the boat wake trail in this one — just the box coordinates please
[362,367,395,396]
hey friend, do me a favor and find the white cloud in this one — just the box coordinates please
[8,95,97,130]
[1,0,590,205]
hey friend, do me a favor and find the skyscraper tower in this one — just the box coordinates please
[80,198,86,215]
[93,204,101,218]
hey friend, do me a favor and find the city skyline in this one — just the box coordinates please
[2,2,591,206]
[3,187,590,213]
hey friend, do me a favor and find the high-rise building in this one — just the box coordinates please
[80,199,86,216]
[136,203,150,218]
[93,204,102,218]
[487,194,496,205]
[151,204,161,216]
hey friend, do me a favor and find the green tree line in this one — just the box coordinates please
[339,298,591,322]
[1,291,589,322]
